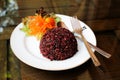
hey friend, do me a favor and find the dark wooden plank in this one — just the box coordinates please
[16,0,120,20]
[0,27,15,40]
[8,41,21,80]
[20,61,92,80]
[115,30,120,39]
[51,0,79,16]
[108,0,120,18]
[86,0,112,19]
[84,18,120,31]
[17,0,54,10]
[17,0,111,20]
[0,40,7,80]
[0,40,21,80]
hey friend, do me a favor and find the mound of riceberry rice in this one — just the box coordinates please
[40,27,78,60]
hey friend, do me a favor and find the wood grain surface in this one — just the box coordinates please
[0,0,120,80]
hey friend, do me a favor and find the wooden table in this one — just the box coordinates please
[0,0,120,80]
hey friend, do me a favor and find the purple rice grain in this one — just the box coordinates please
[40,27,78,60]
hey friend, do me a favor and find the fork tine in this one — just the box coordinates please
[71,17,78,28]
[71,17,87,32]
[70,18,75,29]
[70,17,83,34]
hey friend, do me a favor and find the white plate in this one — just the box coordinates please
[10,14,96,71]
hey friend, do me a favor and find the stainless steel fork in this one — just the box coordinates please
[70,17,101,66]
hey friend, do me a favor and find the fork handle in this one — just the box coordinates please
[75,33,111,58]
[88,42,111,58]
[80,33,101,66]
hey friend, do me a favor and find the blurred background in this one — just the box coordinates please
[0,0,120,80]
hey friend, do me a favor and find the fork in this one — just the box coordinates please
[70,17,101,66]
[60,21,111,58]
